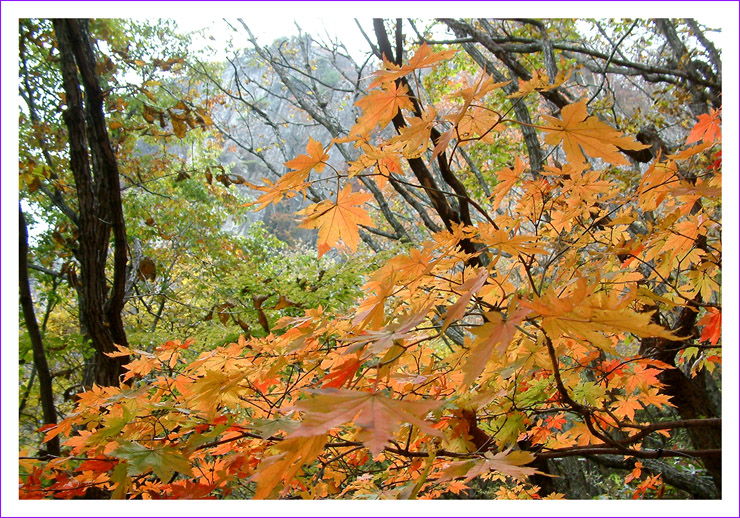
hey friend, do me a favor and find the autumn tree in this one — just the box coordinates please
[18,17,371,465]
[19,18,217,396]
[19,18,722,501]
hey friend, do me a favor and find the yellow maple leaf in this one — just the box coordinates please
[298,184,373,257]
[541,101,649,166]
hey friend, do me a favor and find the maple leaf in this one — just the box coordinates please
[85,403,136,447]
[667,140,714,161]
[463,304,530,387]
[280,137,330,189]
[353,82,415,137]
[442,268,489,332]
[187,369,249,416]
[435,75,508,157]
[386,246,436,293]
[353,277,395,330]
[698,308,721,345]
[388,107,437,158]
[347,143,403,188]
[522,276,679,353]
[475,224,547,257]
[448,75,511,105]
[289,389,442,457]
[298,184,374,257]
[321,356,363,389]
[637,160,677,211]
[541,101,649,166]
[623,363,663,394]
[112,441,193,482]
[452,106,504,144]
[121,352,157,382]
[508,62,572,98]
[686,108,721,145]
[345,309,429,354]
[369,43,457,87]
[491,157,525,209]
[440,448,539,483]
[611,396,643,421]
[625,461,643,484]
[636,388,675,410]
[251,434,326,499]
[446,479,470,495]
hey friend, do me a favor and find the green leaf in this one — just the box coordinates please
[493,412,526,446]
[112,441,193,482]
[573,381,607,406]
[87,404,135,446]
[109,462,130,500]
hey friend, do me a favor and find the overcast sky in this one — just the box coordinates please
[176,17,376,62]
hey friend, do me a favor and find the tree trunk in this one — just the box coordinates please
[641,303,722,495]
[19,206,60,457]
[53,19,129,387]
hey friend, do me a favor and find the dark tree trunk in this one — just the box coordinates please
[641,303,722,495]
[19,206,60,457]
[53,19,129,387]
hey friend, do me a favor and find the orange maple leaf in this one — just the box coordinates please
[454,106,505,144]
[686,108,721,145]
[625,461,643,484]
[369,43,457,87]
[541,101,649,166]
[463,304,530,387]
[698,308,721,345]
[491,157,526,209]
[281,137,330,188]
[298,185,373,257]
[522,276,678,353]
[388,107,437,158]
[508,62,572,99]
[321,356,363,389]
[611,396,643,421]
[439,448,539,483]
[442,268,489,332]
[121,354,157,382]
[251,434,326,499]
[475,224,547,257]
[353,82,415,137]
[347,143,403,189]
[289,389,442,457]
[636,388,675,410]
[246,177,299,210]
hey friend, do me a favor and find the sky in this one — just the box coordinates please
[175,17,375,62]
[2,2,739,517]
